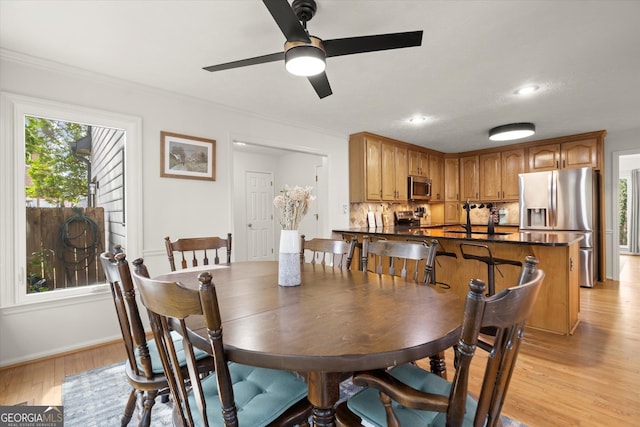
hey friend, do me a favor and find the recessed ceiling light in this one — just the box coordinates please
[515,85,539,95]
[489,123,536,141]
[408,115,428,124]
[233,142,246,146]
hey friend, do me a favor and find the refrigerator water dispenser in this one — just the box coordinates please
[526,208,548,228]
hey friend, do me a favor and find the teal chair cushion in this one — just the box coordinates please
[347,363,477,427]
[187,362,308,427]
[136,330,210,374]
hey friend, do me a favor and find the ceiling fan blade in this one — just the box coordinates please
[323,30,423,58]
[307,72,332,99]
[263,0,310,43]
[203,52,284,72]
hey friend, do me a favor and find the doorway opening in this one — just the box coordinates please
[614,150,640,281]
[232,141,327,262]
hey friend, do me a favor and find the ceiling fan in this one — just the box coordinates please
[203,0,423,99]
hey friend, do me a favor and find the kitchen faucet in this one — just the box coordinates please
[461,199,472,235]
[461,200,495,235]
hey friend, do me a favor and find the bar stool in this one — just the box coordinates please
[430,244,457,289]
[459,243,522,296]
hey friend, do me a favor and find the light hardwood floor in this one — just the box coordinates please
[1,255,638,426]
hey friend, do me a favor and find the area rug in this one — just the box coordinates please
[62,361,527,426]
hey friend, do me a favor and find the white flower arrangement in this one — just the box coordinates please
[273,185,315,230]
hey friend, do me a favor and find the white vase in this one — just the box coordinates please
[278,229,301,286]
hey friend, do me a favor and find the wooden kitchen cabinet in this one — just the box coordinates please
[349,133,382,202]
[382,142,408,201]
[444,202,460,223]
[408,149,428,177]
[501,148,525,200]
[444,157,459,201]
[459,155,479,201]
[479,152,501,201]
[528,137,599,171]
[429,154,444,201]
[479,149,524,201]
[527,143,559,172]
[562,138,599,169]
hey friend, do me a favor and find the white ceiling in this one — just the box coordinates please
[1,0,639,153]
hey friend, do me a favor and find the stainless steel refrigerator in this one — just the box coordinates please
[519,167,599,287]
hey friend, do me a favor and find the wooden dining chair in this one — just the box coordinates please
[361,236,439,283]
[100,250,212,427]
[336,257,544,427]
[164,233,232,271]
[477,255,540,352]
[300,234,357,269]
[130,261,312,427]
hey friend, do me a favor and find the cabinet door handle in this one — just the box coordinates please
[570,257,573,271]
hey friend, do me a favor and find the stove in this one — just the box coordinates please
[394,210,421,227]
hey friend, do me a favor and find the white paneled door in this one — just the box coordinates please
[246,171,274,261]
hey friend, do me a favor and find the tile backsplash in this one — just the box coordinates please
[350,201,520,228]
[350,202,432,228]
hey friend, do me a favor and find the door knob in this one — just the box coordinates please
[247,223,252,228]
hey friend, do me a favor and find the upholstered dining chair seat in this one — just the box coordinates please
[346,364,477,427]
[135,330,209,375]
[184,362,308,427]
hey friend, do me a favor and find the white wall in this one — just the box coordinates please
[274,152,326,244]
[0,53,350,366]
[604,128,640,280]
[603,127,640,279]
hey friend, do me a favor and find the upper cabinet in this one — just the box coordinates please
[444,157,459,202]
[349,133,381,202]
[349,132,408,203]
[382,142,408,201]
[429,154,444,201]
[459,155,479,201]
[527,143,559,172]
[408,149,429,177]
[562,138,599,169]
[479,149,524,201]
[501,149,525,200]
[527,136,601,172]
[350,130,604,207]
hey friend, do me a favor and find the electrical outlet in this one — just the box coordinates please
[342,204,348,214]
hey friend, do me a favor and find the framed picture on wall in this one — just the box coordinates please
[160,131,216,181]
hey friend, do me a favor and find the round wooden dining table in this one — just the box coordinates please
[153,261,463,427]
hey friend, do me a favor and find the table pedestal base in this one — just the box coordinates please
[308,371,341,427]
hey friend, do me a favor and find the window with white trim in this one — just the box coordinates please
[0,93,142,307]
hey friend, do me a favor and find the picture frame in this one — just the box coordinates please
[160,131,216,181]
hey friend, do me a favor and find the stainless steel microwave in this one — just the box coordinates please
[408,175,432,201]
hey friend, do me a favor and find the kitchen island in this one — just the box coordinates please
[333,226,583,335]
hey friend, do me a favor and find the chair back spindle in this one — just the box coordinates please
[361,236,438,283]
[164,234,232,271]
[300,235,357,269]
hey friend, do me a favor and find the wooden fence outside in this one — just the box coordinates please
[26,207,105,292]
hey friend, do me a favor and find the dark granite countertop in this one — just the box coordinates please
[334,226,584,246]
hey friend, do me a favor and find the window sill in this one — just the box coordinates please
[1,285,111,314]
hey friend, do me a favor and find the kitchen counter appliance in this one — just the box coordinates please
[395,211,421,227]
[408,175,432,201]
[519,166,599,287]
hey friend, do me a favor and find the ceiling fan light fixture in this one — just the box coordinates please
[489,123,536,141]
[285,37,326,76]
